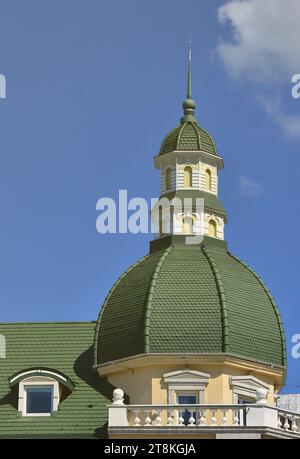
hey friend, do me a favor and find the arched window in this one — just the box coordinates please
[205,169,212,191]
[208,220,217,238]
[183,216,193,234]
[184,166,193,188]
[8,369,74,417]
[165,168,172,190]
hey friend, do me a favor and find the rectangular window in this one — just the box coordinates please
[238,397,255,426]
[25,386,53,414]
[177,393,197,425]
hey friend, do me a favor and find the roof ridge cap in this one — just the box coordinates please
[176,122,187,150]
[144,247,173,353]
[228,252,287,369]
[202,245,229,352]
[191,122,202,150]
[198,124,218,155]
[93,254,150,366]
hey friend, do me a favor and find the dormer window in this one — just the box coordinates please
[18,376,59,416]
[8,368,74,417]
[25,385,54,415]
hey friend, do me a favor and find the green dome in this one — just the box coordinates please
[94,240,286,368]
[159,121,218,156]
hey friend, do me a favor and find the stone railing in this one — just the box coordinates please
[108,389,300,433]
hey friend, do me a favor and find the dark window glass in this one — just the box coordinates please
[26,386,53,414]
[177,394,197,425]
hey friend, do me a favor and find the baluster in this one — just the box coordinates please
[291,417,298,432]
[233,410,240,426]
[283,416,290,431]
[210,410,217,426]
[188,413,196,427]
[178,414,185,426]
[198,411,207,426]
[221,410,228,426]
[155,410,162,426]
[278,415,283,429]
[133,410,141,427]
[144,410,152,427]
[167,411,174,426]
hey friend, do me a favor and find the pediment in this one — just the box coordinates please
[230,376,270,392]
[163,370,210,384]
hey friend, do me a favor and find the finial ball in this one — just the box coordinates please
[112,388,124,405]
[183,98,196,111]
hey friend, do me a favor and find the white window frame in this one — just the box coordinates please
[18,376,59,417]
[176,391,198,404]
[230,376,270,404]
[163,370,210,404]
[230,376,270,427]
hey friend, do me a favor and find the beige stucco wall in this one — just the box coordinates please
[107,361,278,407]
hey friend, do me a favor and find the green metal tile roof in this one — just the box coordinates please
[161,190,227,217]
[0,322,111,438]
[159,121,217,156]
[95,242,286,369]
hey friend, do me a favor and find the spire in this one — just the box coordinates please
[187,34,192,99]
[181,35,197,124]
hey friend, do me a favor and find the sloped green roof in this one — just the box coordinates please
[161,190,227,217]
[0,322,112,438]
[159,121,217,156]
[95,242,286,368]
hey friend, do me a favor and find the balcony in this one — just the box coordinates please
[108,390,300,439]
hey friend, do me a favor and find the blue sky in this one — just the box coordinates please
[0,0,299,392]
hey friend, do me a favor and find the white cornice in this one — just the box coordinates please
[154,151,224,170]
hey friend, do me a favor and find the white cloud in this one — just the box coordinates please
[217,0,300,138]
[256,91,300,138]
[239,176,264,198]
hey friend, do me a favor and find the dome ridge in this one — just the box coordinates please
[144,246,173,353]
[228,251,287,368]
[159,120,218,156]
[93,253,150,366]
[202,245,229,352]
[95,241,286,368]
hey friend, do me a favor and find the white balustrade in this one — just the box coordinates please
[277,410,300,433]
[198,411,207,426]
[144,411,152,426]
[221,410,228,426]
[108,394,300,434]
[155,411,162,426]
[167,411,174,426]
[210,410,217,426]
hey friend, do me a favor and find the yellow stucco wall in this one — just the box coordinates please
[107,360,279,407]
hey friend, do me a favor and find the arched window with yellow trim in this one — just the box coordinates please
[205,169,212,191]
[208,220,217,238]
[165,168,172,190]
[182,216,193,234]
[184,166,193,188]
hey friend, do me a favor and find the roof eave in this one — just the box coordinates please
[154,150,224,169]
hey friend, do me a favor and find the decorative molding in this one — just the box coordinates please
[230,376,270,403]
[18,376,59,417]
[163,370,210,404]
